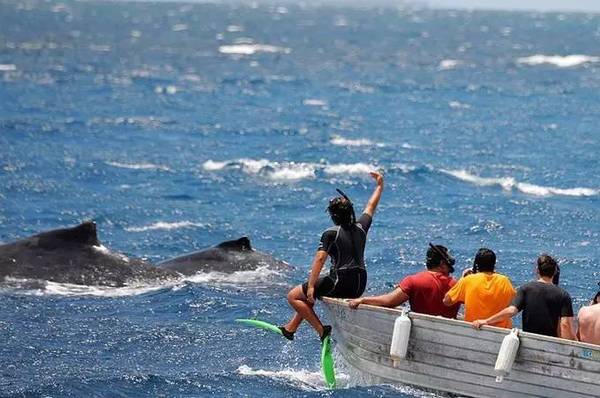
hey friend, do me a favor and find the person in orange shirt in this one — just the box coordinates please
[443,248,516,328]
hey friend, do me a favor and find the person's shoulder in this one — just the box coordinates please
[322,226,339,235]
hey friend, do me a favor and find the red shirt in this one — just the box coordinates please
[398,271,459,318]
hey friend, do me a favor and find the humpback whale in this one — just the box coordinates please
[157,237,290,275]
[0,221,177,287]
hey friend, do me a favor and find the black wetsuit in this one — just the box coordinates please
[302,213,372,299]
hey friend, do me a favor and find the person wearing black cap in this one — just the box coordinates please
[279,171,384,342]
[349,243,459,319]
[473,254,576,340]
[443,248,516,328]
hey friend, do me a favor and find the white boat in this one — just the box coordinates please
[323,297,600,398]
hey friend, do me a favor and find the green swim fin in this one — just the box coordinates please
[235,318,283,336]
[321,335,336,389]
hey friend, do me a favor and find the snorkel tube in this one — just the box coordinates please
[334,188,356,224]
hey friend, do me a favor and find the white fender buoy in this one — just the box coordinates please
[494,328,520,383]
[390,308,411,367]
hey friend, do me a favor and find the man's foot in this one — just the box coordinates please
[279,326,295,341]
[320,325,332,343]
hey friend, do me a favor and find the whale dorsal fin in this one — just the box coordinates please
[35,221,101,249]
[216,237,252,251]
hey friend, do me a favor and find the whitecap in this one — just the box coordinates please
[89,44,111,52]
[438,59,462,70]
[125,221,207,232]
[330,135,385,148]
[226,25,244,32]
[0,64,17,71]
[0,277,172,297]
[324,163,377,175]
[237,365,348,391]
[184,265,285,286]
[172,24,188,32]
[302,99,327,107]
[440,169,598,197]
[106,161,170,171]
[448,101,471,109]
[268,163,316,181]
[202,160,229,171]
[218,44,291,55]
[516,54,599,68]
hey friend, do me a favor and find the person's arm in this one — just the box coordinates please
[472,306,519,329]
[349,288,409,309]
[443,278,464,306]
[559,316,576,341]
[363,171,384,217]
[306,250,328,304]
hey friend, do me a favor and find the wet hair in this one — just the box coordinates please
[537,254,558,278]
[474,248,496,272]
[426,245,452,270]
[327,197,355,226]
[593,282,600,305]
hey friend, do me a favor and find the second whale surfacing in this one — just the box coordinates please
[0,221,178,287]
[157,237,290,275]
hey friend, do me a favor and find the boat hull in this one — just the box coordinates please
[323,298,600,398]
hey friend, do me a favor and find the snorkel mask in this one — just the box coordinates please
[428,242,456,273]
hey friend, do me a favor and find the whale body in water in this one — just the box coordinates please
[157,237,290,275]
[0,221,177,287]
[0,222,289,286]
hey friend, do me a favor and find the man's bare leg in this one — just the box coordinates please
[283,285,324,336]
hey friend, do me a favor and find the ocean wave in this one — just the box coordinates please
[323,163,376,175]
[302,99,327,107]
[125,221,208,232]
[516,54,599,68]
[106,161,171,171]
[237,365,349,391]
[438,59,462,70]
[218,44,291,55]
[0,277,172,297]
[330,135,385,147]
[448,101,471,109]
[441,169,598,197]
[184,265,285,286]
[0,64,17,71]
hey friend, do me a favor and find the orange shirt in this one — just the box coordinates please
[446,272,516,328]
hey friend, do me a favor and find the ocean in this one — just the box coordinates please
[0,0,599,396]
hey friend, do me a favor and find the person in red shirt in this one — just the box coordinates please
[349,243,460,318]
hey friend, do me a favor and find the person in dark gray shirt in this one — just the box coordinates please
[279,171,384,342]
[472,255,576,339]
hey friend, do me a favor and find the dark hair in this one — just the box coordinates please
[537,254,558,278]
[327,197,354,226]
[593,282,600,305]
[474,248,496,272]
[426,245,451,269]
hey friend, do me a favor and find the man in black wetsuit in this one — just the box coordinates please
[472,254,576,340]
[279,171,384,342]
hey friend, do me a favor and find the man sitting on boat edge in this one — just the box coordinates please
[348,244,459,319]
[472,254,576,340]
[279,171,384,343]
[443,248,516,328]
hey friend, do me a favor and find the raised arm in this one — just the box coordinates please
[363,171,384,217]
[348,287,409,309]
[305,250,328,304]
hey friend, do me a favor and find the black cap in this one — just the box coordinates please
[427,243,455,273]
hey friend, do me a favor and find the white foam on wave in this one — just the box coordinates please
[125,221,208,232]
[302,99,327,107]
[106,161,170,171]
[441,169,598,197]
[203,158,377,181]
[516,54,599,68]
[0,64,17,71]
[218,44,291,55]
[237,365,349,391]
[448,101,471,109]
[438,59,462,70]
[185,264,285,286]
[324,163,376,175]
[330,135,385,148]
[0,277,172,298]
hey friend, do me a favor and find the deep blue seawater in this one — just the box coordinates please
[1,1,599,396]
